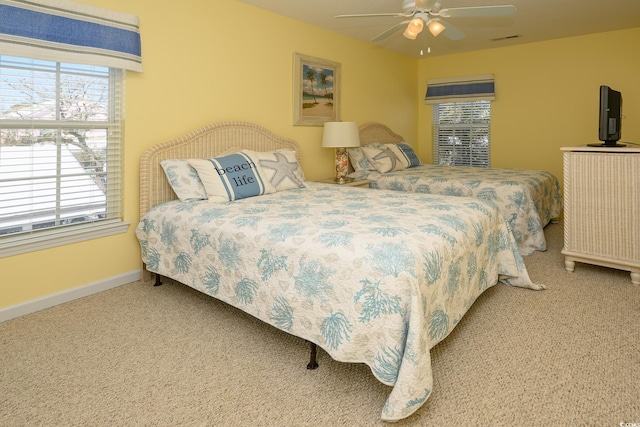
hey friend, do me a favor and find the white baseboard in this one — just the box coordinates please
[0,270,141,323]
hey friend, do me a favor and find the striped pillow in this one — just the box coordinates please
[396,142,422,167]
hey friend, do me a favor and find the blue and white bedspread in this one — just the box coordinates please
[350,165,563,256]
[136,182,543,422]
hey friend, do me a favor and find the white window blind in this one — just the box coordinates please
[0,55,127,257]
[432,100,491,167]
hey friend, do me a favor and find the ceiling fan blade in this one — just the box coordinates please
[437,19,466,40]
[439,5,516,18]
[336,12,411,19]
[371,20,411,42]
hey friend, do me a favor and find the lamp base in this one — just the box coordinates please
[332,176,355,184]
[334,147,350,182]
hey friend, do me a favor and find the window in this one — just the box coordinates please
[432,100,491,167]
[0,55,127,257]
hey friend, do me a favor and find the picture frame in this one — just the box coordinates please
[293,53,341,126]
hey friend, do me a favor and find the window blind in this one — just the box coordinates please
[432,101,491,167]
[0,0,142,72]
[0,55,126,257]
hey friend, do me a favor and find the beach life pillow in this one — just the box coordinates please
[396,142,422,167]
[189,152,276,203]
[242,149,306,191]
[361,144,409,173]
[160,159,207,201]
[348,144,382,172]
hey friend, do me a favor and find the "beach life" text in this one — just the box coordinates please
[214,160,258,187]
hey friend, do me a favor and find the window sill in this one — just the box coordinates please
[0,220,130,258]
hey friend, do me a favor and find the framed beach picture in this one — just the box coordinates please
[293,53,341,126]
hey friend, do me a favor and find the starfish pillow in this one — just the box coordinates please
[242,149,306,191]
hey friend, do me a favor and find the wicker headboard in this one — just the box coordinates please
[139,121,302,218]
[358,122,405,146]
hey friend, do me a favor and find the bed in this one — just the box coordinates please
[350,123,563,256]
[136,121,544,422]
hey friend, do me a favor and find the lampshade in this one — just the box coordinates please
[321,122,360,148]
[403,17,424,40]
[428,20,446,37]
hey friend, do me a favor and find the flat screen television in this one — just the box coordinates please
[589,85,625,147]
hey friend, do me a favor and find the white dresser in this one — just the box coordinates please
[561,146,640,285]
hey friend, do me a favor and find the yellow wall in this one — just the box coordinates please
[418,27,640,186]
[0,0,417,309]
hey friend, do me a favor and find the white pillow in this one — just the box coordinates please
[242,149,306,191]
[160,159,207,201]
[189,152,276,203]
[361,144,409,173]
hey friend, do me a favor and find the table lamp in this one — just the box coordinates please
[321,121,360,183]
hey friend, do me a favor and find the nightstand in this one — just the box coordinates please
[316,178,370,188]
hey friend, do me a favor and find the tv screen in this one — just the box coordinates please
[595,85,625,147]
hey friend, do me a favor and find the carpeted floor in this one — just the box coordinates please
[1,222,639,426]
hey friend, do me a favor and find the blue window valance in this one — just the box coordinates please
[425,74,494,104]
[0,0,142,72]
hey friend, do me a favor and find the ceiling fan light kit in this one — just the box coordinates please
[336,0,516,48]
[403,16,446,40]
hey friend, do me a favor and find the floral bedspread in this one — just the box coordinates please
[136,182,543,421]
[349,165,563,256]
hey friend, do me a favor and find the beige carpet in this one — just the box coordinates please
[1,222,639,426]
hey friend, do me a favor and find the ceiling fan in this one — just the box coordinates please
[336,0,516,43]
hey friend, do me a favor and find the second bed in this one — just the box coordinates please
[349,123,563,256]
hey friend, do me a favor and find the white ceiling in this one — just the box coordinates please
[238,0,640,58]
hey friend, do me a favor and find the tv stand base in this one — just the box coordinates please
[586,142,626,147]
[562,251,640,285]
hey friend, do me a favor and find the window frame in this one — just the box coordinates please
[432,100,491,168]
[0,57,128,258]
